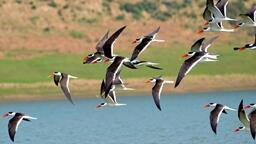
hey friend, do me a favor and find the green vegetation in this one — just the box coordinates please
[0,44,255,84]
[68,30,84,39]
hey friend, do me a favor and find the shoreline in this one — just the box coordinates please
[0,74,256,103]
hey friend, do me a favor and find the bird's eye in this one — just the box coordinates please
[188,52,193,54]
[209,103,213,105]
[96,58,102,62]
[250,104,254,106]
[88,54,93,57]
[239,127,243,129]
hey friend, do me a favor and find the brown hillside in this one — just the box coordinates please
[0,0,254,56]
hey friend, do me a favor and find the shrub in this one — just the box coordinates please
[115,15,125,21]
[48,0,57,8]
[153,12,172,21]
[69,30,84,39]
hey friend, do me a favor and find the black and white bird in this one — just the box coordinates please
[146,76,173,111]
[234,34,256,51]
[204,103,236,134]
[175,37,219,88]
[233,100,250,132]
[181,36,219,60]
[235,5,256,28]
[104,56,130,97]
[202,0,215,26]
[96,80,126,108]
[102,26,127,62]
[49,72,77,104]
[2,112,37,142]
[125,27,164,70]
[131,26,164,62]
[83,31,109,64]
[113,70,134,91]
[243,103,256,139]
[207,0,237,24]
[198,22,234,34]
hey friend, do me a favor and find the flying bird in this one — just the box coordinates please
[202,0,215,26]
[131,26,164,62]
[233,100,250,132]
[103,26,127,62]
[124,27,164,70]
[197,22,235,34]
[204,103,236,134]
[146,76,174,111]
[104,56,129,97]
[49,72,77,104]
[234,34,256,51]
[2,112,37,142]
[207,0,237,24]
[113,70,134,91]
[181,36,219,59]
[244,103,256,139]
[83,31,109,64]
[234,5,256,28]
[97,80,126,108]
[175,37,219,88]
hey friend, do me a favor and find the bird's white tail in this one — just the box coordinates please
[23,116,38,120]
[203,58,218,62]
[69,75,78,79]
[225,106,236,111]
[153,39,165,42]
[115,103,127,106]
[164,80,174,84]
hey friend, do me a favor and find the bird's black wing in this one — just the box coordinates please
[60,73,74,104]
[175,52,206,88]
[250,109,256,139]
[130,37,152,61]
[96,31,109,52]
[216,0,228,17]
[8,113,24,142]
[103,26,126,58]
[210,104,225,134]
[152,79,164,111]
[190,38,205,52]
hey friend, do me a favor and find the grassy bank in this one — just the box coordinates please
[0,74,255,103]
[0,43,255,101]
[0,44,255,83]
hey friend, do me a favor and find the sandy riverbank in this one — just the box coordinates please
[0,74,255,103]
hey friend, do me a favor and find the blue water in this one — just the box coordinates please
[0,90,255,144]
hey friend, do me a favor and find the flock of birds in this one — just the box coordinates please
[1,0,256,142]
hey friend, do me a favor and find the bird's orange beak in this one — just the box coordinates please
[196,29,204,34]
[96,105,102,109]
[233,128,240,133]
[244,105,251,109]
[181,54,189,58]
[92,60,97,64]
[203,21,209,26]
[239,47,246,51]
[132,40,137,44]
[203,104,209,108]
[2,113,9,118]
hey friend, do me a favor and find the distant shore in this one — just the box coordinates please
[0,74,255,103]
